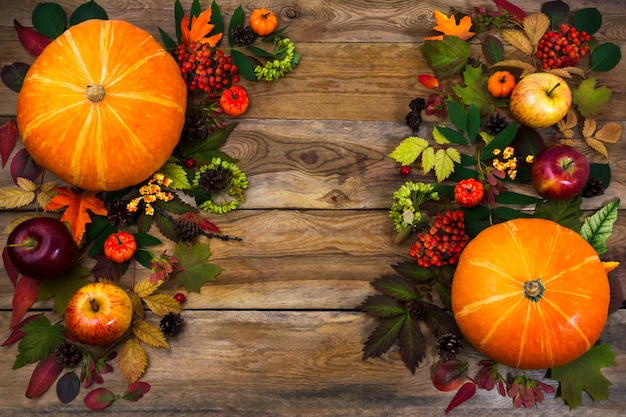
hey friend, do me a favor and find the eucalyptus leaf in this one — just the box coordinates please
[482,123,518,160]
[231,49,257,81]
[32,2,67,39]
[590,42,622,72]
[574,8,602,35]
[69,0,108,26]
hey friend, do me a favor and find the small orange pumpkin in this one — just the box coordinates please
[220,85,249,117]
[249,8,278,36]
[451,218,610,370]
[487,70,516,98]
[16,20,187,191]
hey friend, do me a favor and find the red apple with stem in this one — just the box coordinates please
[530,144,590,200]
[6,216,77,280]
[509,73,572,128]
[65,282,133,346]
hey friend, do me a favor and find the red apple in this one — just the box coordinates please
[530,144,590,200]
[509,73,572,128]
[6,216,77,280]
[65,282,133,346]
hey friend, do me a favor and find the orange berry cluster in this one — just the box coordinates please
[409,210,469,268]
[536,24,590,70]
[175,42,240,96]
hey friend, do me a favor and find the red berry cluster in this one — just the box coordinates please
[175,42,240,97]
[409,210,469,268]
[536,24,591,70]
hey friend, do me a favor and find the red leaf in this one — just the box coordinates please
[3,246,19,286]
[10,148,43,183]
[180,212,220,233]
[0,119,18,168]
[25,353,64,398]
[84,387,117,410]
[14,20,51,57]
[418,74,440,89]
[493,0,526,23]
[1,313,43,346]
[10,276,40,328]
[445,381,477,414]
[123,381,151,402]
[432,360,469,392]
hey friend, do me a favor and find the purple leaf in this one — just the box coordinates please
[84,388,117,410]
[445,382,477,414]
[0,119,19,168]
[57,371,80,403]
[1,63,30,93]
[2,246,19,286]
[10,148,43,183]
[432,359,469,392]
[25,353,64,398]
[123,382,151,402]
[14,20,51,57]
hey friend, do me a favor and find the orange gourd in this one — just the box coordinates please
[451,218,609,370]
[16,20,187,192]
[249,8,278,36]
[487,70,516,98]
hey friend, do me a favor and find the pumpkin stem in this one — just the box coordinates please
[86,84,105,103]
[523,278,545,302]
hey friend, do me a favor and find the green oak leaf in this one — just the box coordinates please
[451,65,498,115]
[173,241,221,292]
[36,266,91,316]
[580,198,619,255]
[388,137,430,166]
[13,315,65,369]
[573,78,612,118]
[550,344,615,409]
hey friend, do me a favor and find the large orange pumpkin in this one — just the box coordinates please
[451,218,609,370]
[16,19,187,191]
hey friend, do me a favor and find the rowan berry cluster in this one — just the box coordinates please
[535,24,591,70]
[409,210,469,268]
[175,42,240,96]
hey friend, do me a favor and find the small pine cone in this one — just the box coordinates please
[231,24,255,46]
[405,110,423,131]
[405,299,427,321]
[181,110,209,145]
[106,199,136,226]
[582,177,604,198]
[485,112,509,136]
[437,333,462,361]
[173,218,199,242]
[53,342,83,368]
[160,312,184,337]
[198,168,227,195]
[409,97,426,112]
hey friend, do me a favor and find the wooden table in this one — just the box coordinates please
[1,0,625,415]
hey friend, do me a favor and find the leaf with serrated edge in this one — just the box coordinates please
[16,177,36,192]
[422,146,435,175]
[134,279,162,298]
[118,338,148,384]
[359,294,406,318]
[583,118,597,138]
[131,295,145,320]
[494,59,536,76]
[434,148,459,182]
[547,68,573,79]
[524,13,550,47]
[594,122,622,144]
[580,198,619,255]
[142,294,183,316]
[502,29,533,55]
[362,315,405,360]
[0,188,35,209]
[585,137,608,158]
[389,137,430,165]
[132,320,170,349]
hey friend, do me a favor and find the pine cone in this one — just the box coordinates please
[53,342,83,368]
[437,333,462,361]
[173,218,199,242]
[485,112,509,135]
[231,24,255,47]
[106,199,136,226]
[405,299,427,321]
[160,312,184,337]
[181,110,209,145]
[582,177,604,198]
[198,168,227,195]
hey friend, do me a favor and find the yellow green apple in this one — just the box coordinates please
[509,72,572,128]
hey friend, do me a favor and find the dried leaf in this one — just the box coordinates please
[2,213,37,235]
[132,320,170,349]
[523,13,550,47]
[11,277,40,328]
[583,118,597,138]
[560,138,576,147]
[594,122,622,144]
[0,119,18,168]
[134,279,162,298]
[585,137,609,158]
[547,68,574,79]
[36,188,56,211]
[502,29,534,55]
[557,109,577,138]
[131,294,145,320]
[427,10,475,41]
[555,66,586,78]
[0,187,35,209]
[45,187,107,245]
[118,338,148,384]
[142,294,183,317]
[25,353,64,399]
[494,59,536,76]
[16,177,37,192]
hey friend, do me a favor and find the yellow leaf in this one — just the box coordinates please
[557,109,577,137]
[502,29,534,55]
[547,68,573,79]
[2,214,38,234]
[594,122,622,144]
[0,188,35,209]
[421,146,435,175]
[554,66,586,78]
[432,125,450,145]
[118,337,148,384]
[16,177,36,192]
[40,181,57,193]
[133,319,170,349]
[582,118,597,138]
[585,137,609,158]
[143,294,183,317]
[134,279,162,298]
[427,10,475,40]
[523,13,550,47]
[494,60,536,77]
[131,294,145,320]
[559,138,576,147]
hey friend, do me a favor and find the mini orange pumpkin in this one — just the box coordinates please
[451,218,610,370]
[487,70,516,98]
[220,85,249,117]
[249,8,278,36]
[16,20,187,191]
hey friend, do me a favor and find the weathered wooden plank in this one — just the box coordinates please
[0,310,625,416]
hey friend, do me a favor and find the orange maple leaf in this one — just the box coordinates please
[181,7,223,47]
[44,187,107,245]
[425,10,476,41]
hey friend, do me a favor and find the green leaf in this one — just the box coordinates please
[37,267,91,315]
[589,43,622,72]
[421,146,435,175]
[248,45,275,58]
[208,0,223,41]
[153,209,177,242]
[158,162,191,189]
[422,37,471,79]
[32,2,67,39]
[533,195,584,232]
[174,0,184,43]
[447,101,466,132]
[227,6,245,47]
[492,206,533,220]
[482,35,504,64]
[174,242,221,292]
[190,0,201,18]
[359,295,406,318]
[371,275,420,301]
[154,195,197,215]
[589,163,611,190]
[573,78,612,118]
[467,104,480,142]
[231,49,256,81]
[542,0,569,29]
[179,123,237,160]
[580,198,619,255]
[434,148,461,182]
[550,344,615,409]
[574,8,602,35]
[133,232,162,248]
[398,315,426,373]
[362,315,406,360]
[389,137,430,165]
[494,191,542,205]
[69,0,108,26]
[482,123,519,160]
[392,262,435,281]
[433,125,467,145]
[13,316,65,369]
[158,27,178,51]
[452,65,495,115]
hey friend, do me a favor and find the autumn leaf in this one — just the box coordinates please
[418,74,439,89]
[25,353,64,399]
[0,119,18,168]
[118,337,148,384]
[426,10,475,41]
[131,295,145,320]
[573,78,612,118]
[0,187,35,209]
[174,241,221,293]
[11,276,40,328]
[37,266,91,315]
[494,59,536,77]
[181,7,223,47]
[434,148,461,182]
[45,187,107,245]
[581,118,622,158]
[389,137,430,166]
[523,13,550,47]
[557,109,578,138]
[133,279,162,299]
[142,294,183,317]
[132,320,170,349]
[502,29,533,55]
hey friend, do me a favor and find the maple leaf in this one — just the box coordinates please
[173,242,221,292]
[132,320,170,349]
[452,65,496,115]
[37,266,91,315]
[426,10,475,41]
[45,187,107,245]
[181,7,223,47]
[573,78,612,118]
[550,344,615,409]
[13,315,65,369]
[118,337,148,384]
